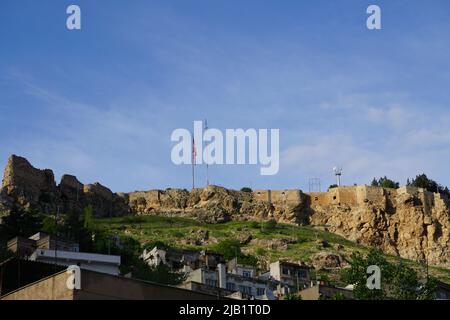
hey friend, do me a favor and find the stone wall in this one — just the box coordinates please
[1,155,450,268]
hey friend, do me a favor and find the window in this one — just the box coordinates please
[282,267,289,275]
[226,283,236,291]
[298,270,308,278]
[256,288,266,296]
[242,270,252,278]
[205,279,217,287]
[239,285,253,295]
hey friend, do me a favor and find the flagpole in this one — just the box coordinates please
[192,136,195,190]
[204,119,209,187]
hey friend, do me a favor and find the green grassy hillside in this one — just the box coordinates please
[95,215,450,285]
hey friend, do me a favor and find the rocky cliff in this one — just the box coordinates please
[0,155,129,217]
[1,155,449,268]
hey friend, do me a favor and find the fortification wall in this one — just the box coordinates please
[355,185,388,204]
[270,189,302,205]
[128,190,162,212]
[278,185,421,208]
[253,190,271,202]
[307,192,330,206]
[336,186,358,205]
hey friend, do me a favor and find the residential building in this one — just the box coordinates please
[7,237,36,258]
[187,263,279,300]
[0,258,223,300]
[435,281,450,300]
[6,233,121,276]
[141,246,225,272]
[30,232,80,252]
[269,260,311,291]
[30,248,121,276]
[299,281,354,300]
[227,257,256,278]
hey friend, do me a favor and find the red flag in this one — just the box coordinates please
[192,137,197,165]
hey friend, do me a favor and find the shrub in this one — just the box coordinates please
[214,239,242,260]
[249,221,260,229]
[256,247,267,256]
[261,219,277,232]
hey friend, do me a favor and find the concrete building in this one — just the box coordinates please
[30,232,80,252]
[30,249,121,276]
[299,282,354,300]
[187,263,277,300]
[227,257,256,278]
[7,232,79,258]
[141,246,224,272]
[7,237,36,258]
[6,233,121,276]
[269,261,311,291]
[0,258,223,300]
[435,281,450,300]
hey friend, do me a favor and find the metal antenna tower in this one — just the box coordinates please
[308,178,321,192]
[333,166,343,187]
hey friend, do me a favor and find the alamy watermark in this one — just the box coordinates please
[66,5,81,30]
[170,121,279,175]
[65,4,380,32]
[66,265,81,290]
[366,265,381,290]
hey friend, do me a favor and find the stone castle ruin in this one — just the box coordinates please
[1,154,450,268]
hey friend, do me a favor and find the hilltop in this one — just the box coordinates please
[1,154,450,268]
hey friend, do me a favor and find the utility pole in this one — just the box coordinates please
[54,206,59,272]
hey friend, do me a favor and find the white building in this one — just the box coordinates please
[30,249,121,276]
[187,263,277,300]
[7,232,121,276]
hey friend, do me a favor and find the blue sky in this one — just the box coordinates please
[1,0,450,192]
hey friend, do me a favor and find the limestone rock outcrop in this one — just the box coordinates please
[1,155,450,268]
[0,155,128,217]
[1,155,57,211]
[311,252,344,270]
[307,186,450,268]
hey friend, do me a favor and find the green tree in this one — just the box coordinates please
[371,178,379,187]
[342,249,436,300]
[284,293,302,300]
[213,239,258,266]
[132,261,187,286]
[341,249,394,300]
[371,176,399,189]
[2,206,43,237]
[330,292,346,300]
[83,205,95,231]
[390,263,420,300]
[409,173,450,198]
[261,219,277,233]
[213,239,242,260]
[240,187,253,193]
